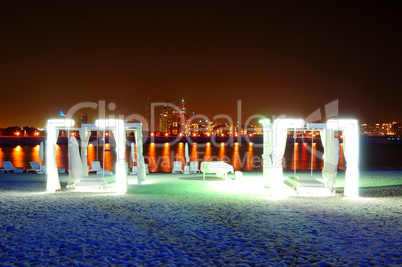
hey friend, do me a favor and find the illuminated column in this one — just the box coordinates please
[135,127,146,183]
[259,119,272,187]
[115,119,127,193]
[46,119,74,193]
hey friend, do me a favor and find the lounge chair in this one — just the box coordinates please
[27,161,46,174]
[1,161,23,173]
[90,161,113,175]
[172,161,183,173]
[130,164,149,174]
[27,162,65,174]
[145,164,150,174]
[189,161,200,173]
[130,165,138,174]
[125,162,131,174]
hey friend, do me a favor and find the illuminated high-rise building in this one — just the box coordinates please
[79,113,88,127]
[146,97,151,131]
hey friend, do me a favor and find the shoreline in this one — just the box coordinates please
[0,135,401,146]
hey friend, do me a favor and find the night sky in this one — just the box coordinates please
[1,1,401,128]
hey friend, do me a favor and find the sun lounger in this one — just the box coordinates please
[90,161,113,175]
[27,161,65,174]
[145,164,149,174]
[130,164,149,174]
[27,161,45,174]
[189,161,200,173]
[1,161,23,173]
[172,161,183,173]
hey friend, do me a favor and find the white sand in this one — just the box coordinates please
[0,171,401,266]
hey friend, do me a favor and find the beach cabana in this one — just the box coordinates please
[260,118,359,197]
[46,118,146,193]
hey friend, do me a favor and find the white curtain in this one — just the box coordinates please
[271,125,288,188]
[53,130,61,190]
[322,130,339,188]
[79,127,91,176]
[111,120,127,193]
[262,124,272,187]
[319,129,326,162]
[69,136,84,183]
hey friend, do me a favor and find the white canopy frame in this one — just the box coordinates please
[47,119,147,193]
[260,118,359,197]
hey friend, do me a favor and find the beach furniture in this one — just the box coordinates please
[90,161,113,175]
[130,164,149,174]
[89,161,100,173]
[189,161,200,173]
[145,164,150,174]
[130,165,138,175]
[200,161,234,180]
[27,161,64,174]
[172,161,183,173]
[27,161,46,174]
[1,161,24,173]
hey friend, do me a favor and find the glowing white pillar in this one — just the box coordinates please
[115,119,127,194]
[259,119,272,187]
[135,127,146,183]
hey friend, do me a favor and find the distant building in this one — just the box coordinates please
[79,113,88,126]
[360,121,401,136]
[146,97,151,131]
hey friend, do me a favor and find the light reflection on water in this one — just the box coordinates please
[0,142,349,172]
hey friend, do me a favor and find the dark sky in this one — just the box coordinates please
[1,1,401,128]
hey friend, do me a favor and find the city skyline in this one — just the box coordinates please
[1,2,401,128]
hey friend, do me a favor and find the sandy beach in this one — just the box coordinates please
[1,171,401,266]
